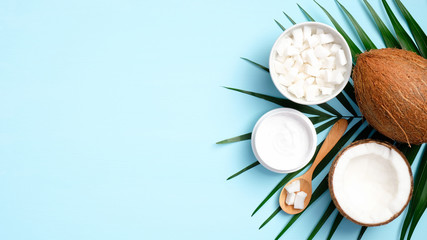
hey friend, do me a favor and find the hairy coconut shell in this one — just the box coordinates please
[353,48,427,145]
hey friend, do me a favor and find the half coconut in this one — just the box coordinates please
[329,139,413,226]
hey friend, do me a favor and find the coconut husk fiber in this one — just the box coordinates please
[352,48,427,145]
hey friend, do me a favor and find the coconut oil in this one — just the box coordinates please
[253,109,314,172]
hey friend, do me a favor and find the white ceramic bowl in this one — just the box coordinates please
[269,22,352,105]
[251,108,317,173]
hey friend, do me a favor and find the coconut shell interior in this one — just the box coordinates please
[329,139,413,226]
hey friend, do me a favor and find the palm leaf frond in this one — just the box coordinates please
[227,162,260,180]
[336,1,377,51]
[307,201,336,240]
[223,87,332,117]
[216,132,251,144]
[274,19,286,31]
[297,4,315,21]
[394,0,427,57]
[327,213,344,240]
[240,57,269,72]
[283,11,296,25]
[381,0,419,54]
[314,0,362,62]
[401,147,426,240]
[358,226,368,240]
[363,0,401,48]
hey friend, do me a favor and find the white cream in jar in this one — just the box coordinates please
[251,108,317,173]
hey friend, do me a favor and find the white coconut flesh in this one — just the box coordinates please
[331,142,412,225]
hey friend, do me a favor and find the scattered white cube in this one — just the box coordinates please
[283,57,295,70]
[292,28,304,48]
[303,26,312,41]
[286,192,296,205]
[305,85,320,101]
[314,45,330,59]
[305,64,320,77]
[287,45,299,56]
[323,56,336,69]
[320,33,335,44]
[276,37,292,56]
[316,28,324,34]
[288,81,305,98]
[274,60,287,74]
[305,77,315,85]
[330,43,341,53]
[285,180,301,194]
[337,49,347,66]
[294,191,308,209]
[320,86,334,95]
[278,74,293,87]
[307,35,320,48]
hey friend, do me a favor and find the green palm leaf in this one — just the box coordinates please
[336,92,358,117]
[401,147,426,240]
[283,11,296,25]
[216,132,251,144]
[394,0,427,57]
[297,4,315,21]
[363,0,401,48]
[226,162,259,180]
[223,87,332,117]
[317,102,342,117]
[336,1,377,51]
[274,19,286,31]
[240,57,269,72]
[358,226,368,240]
[307,201,336,240]
[314,0,362,62]
[327,213,344,240]
[381,0,420,54]
[259,206,281,229]
[343,82,357,104]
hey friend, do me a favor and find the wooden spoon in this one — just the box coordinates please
[279,119,348,214]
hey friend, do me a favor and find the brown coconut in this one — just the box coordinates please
[329,139,413,226]
[352,48,427,145]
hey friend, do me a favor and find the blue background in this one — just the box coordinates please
[0,0,425,239]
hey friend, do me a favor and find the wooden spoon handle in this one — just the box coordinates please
[306,119,348,177]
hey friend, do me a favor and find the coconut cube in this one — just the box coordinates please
[287,45,299,56]
[283,57,296,70]
[274,60,287,74]
[320,86,334,95]
[278,74,293,87]
[303,26,312,41]
[305,85,320,101]
[316,28,324,34]
[285,180,301,194]
[286,192,296,205]
[320,33,335,44]
[330,43,341,54]
[305,64,320,77]
[276,37,292,57]
[314,45,330,59]
[337,49,347,66]
[307,35,320,48]
[294,191,307,209]
[292,28,304,48]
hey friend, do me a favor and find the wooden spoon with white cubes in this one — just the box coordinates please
[279,119,348,214]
